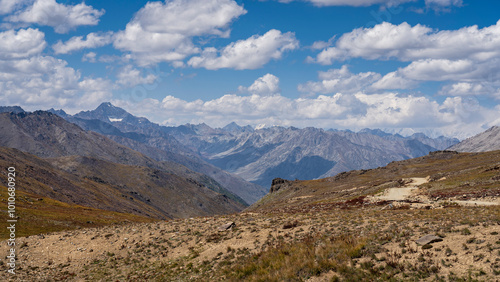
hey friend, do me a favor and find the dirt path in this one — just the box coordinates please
[370,177,500,208]
[376,177,428,201]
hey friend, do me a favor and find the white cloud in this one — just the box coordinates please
[238,74,281,96]
[312,21,500,64]
[112,91,494,138]
[0,54,114,113]
[113,0,246,66]
[0,0,31,15]
[132,0,246,37]
[371,71,418,90]
[298,65,381,94]
[425,0,462,10]
[77,78,114,110]
[116,65,158,88]
[6,0,104,33]
[0,28,46,59]
[188,29,299,70]
[0,56,80,106]
[278,0,415,7]
[438,82,500,98]
[372,58,500,90]
[82,52,96,63]
[53,32,113,54]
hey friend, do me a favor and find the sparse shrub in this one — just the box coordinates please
[461,228,472,235]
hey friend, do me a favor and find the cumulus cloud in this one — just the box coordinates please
[77,77,114,109]
[0,54,114,113]
[53,32,113,54]
[309,21,500,93]
[0,28,46,59]
[0,0,31,15]
[6,0,104,33]
[438,82,500,98]
[298,65,381,94]
[82,52,96,63]
[372,58,500,91]
[371,71,418,90]
[113,0,246,66]
[0,56,80,106]
[116,65,158,88]
[188,29,299,70]
[311,21,500,64]
[238,74,281,96]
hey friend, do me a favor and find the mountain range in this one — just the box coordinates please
[160,119,459,187]
[1,103,461,215]
[49,103,268,204]
[47,103,459,190]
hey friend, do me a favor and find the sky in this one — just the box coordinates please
[1,0,500,139]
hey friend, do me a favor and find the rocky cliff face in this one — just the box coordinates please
[449,126,500,152]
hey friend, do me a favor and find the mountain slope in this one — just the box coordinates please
[248,150,500,212]
[64,103,267,204]
[0,111,247,216]
[0,146,244,219]
[449,126,500,152]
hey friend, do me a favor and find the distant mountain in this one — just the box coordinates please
[51,102,458,194]
[0,105,24,113]
[165,125,459,187]
[448,126,500,152]
[65,103,267,204]
[0,111,246,217]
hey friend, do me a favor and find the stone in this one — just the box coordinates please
[415,234,443,245]
[218,222,235,231]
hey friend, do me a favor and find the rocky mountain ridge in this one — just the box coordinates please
[163,122,459,187]
[51,103,268,204]
[48,103,459,189]
[449,126,500,152]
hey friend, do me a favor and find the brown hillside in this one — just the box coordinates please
[248,150,500,213]
[0,147,244,221]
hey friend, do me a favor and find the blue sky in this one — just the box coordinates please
[1,0,500,138]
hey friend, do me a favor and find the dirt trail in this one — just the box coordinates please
[376,177,428,201]
[370,177,500,208]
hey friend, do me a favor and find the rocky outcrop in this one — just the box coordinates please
[270,178,291,193]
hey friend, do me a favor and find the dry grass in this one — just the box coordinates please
[0,187,156,238]
[2,205,498,281]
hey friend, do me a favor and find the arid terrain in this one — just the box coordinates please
[2,150,500,281]
[1,205,498,281]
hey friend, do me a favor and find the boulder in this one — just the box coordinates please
[218,222,235,231]
[415,234,443,245]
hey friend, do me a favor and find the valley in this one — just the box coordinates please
[1,148,499,281]
[1,105,499,281]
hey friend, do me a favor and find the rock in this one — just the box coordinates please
[415,234,443,245]
[218,222,235,231]
[270,178,290,193]
[283,220,298,229]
